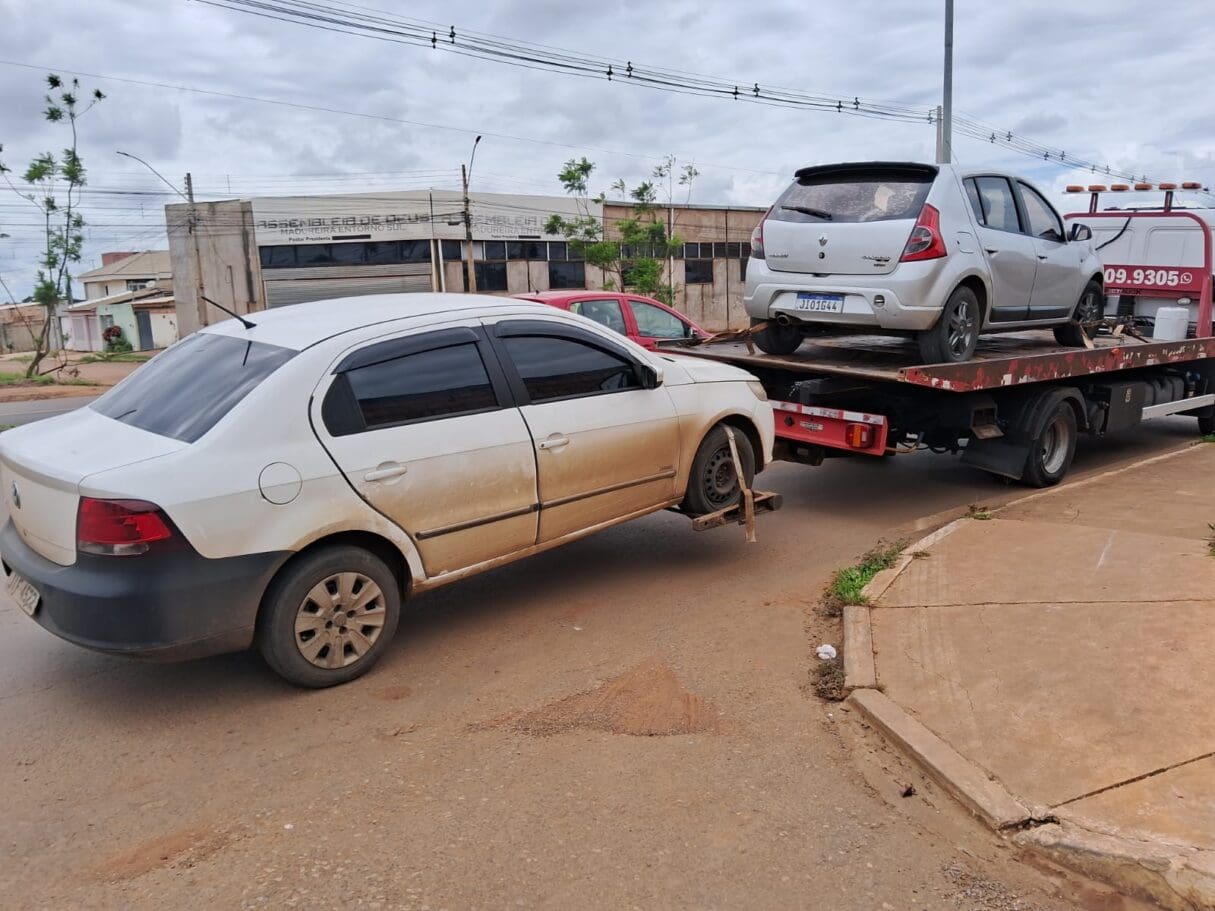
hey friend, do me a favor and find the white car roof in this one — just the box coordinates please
[202,292,559,351]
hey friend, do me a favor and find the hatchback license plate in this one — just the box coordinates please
[6,570,40,617]
[795,293,844,313]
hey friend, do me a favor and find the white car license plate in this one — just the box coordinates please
[6,570,40,617]
[795,293,844,313]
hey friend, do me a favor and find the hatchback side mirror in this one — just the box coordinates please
[1069,223,1092,242]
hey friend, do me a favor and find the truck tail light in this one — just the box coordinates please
[749,205,775,260]
[77,497,174,556]
[900,203,947,263]
[845,423,874,449]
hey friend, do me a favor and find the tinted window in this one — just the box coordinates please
[547,260,584,289]
[632,301,689,339]
[503,336,640,402]
[1019,183,1064,241]
[346,343,497,429]
[506,241,525,260]
[260,245,296,268]
[569,298,627,335]
[685,259,713,284]
[963,178,984,224]
[483,241,507,261]
[475,261,508,292]
[92,332,295,443]
[548,241,568,262]
[770,166,933,224]
[330,243,365,265]
[440,239,463,261]
[973,177,1021,233]
[521,241,547,261]
[298,244,333,265]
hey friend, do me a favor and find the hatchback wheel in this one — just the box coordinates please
[1054,279,1104,347]
[918,286,980,364]
[750,318,803,355]
[258,546,401,688]
[681,424,756,516]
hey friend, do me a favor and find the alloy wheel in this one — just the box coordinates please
[293,572,387,669]
[947,298,977,358]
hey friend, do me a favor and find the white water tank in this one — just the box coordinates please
[1153,307,1190,342]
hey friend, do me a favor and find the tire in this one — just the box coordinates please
[681,424,757,517]
[1021,398,1078,488]
[917,286,981,364]
[750,318,803,355]
[257,545,402,688]
[1053,279,1103,347]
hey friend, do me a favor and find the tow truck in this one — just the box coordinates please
[670,185,1215,487]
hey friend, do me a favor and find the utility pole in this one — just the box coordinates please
[462,135,482,293]
[936,0,954,163]
[185,171,208,328]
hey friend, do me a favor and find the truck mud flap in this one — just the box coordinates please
[961,437,1029,480]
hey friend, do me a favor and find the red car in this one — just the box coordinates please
[512,291,708,350]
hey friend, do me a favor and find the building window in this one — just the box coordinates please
[685,259,713,284]
[99,314,115,330]
[258,240,432,269]
[506,241,526,260]
[547,241,567,261]
[475,262,508,292]
[483,241,506,261]
[126,279,151,291]
[739,257,748,282]
[521,241,547,261]
[440,239,463,261]
[548,261,586,289]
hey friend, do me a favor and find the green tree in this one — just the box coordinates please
[545,156,696,305]
[0,74,105,377]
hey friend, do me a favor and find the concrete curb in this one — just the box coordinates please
[859,518,967,603]
[1015,823,1215,911]
[847,688,1031,830]
[841,605,875,690]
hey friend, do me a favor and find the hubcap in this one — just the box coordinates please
[947,299,977,357]
[702,446,740,508]
[1041,415,1070,475]
[1077,290,1100,325]
[293,572,387,669]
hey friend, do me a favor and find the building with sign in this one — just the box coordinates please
[166,189,763,336]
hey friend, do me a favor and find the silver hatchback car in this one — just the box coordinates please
[743,162,1104,363]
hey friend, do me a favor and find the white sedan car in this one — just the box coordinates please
[0,294,773,687]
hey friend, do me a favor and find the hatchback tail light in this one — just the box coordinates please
[77,497,175,556]
[900,203,948,262]
[749,205,775,260]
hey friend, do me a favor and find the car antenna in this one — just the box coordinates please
[201,294,257,330]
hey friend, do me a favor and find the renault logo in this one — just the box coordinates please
[818,234,828,246]
[10,482,19,510]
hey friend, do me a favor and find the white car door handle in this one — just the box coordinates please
[537,433,570,451]
[364,463,409,482]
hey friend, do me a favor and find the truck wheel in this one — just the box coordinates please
[1053,280,1103,347]
[750,318,803,355]
[1199,414,1215,436]
[917,286,980,364]
[257,546,401,688]
[681,424,756,517]
[1022,399,1078,488]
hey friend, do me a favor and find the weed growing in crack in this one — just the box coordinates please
[820,539,907,617]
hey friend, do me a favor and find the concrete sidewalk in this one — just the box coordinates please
[845,443,1215,911]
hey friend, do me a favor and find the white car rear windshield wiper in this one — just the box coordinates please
[781,205,834,221]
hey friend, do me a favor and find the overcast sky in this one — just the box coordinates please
[1,0,1213,297]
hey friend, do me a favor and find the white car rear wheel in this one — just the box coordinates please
[258,545,401,688]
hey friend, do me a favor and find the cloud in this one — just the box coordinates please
[0,0,1213,294]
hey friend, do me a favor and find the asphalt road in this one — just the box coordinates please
[2,417,1187,909]
[0,394,99,425]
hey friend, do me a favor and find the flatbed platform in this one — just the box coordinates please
[670,331,1215,393]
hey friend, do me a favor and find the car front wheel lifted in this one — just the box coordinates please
[681,424,756,516]
[750,318,803,355]
[258,545,402,688]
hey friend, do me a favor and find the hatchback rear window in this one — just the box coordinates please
[92,332,296,442]
[770,166,933,224]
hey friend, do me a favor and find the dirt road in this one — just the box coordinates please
[2,421,1192,910]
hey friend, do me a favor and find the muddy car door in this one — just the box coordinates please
[314,325,538,577]
[487,318,681,543]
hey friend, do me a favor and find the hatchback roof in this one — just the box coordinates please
[203,292,554,350]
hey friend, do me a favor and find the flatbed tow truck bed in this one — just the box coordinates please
[669,330,1215,486]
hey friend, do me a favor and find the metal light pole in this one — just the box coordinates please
[116,150,206,330]
[462,135,482,292]
[936,0,954,163]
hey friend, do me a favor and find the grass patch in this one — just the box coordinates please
[0,371,55,386]
[813,656,846,700]
[1203,434,1215,443]
[0,425,13,432]
[78,352,152,364]
[966,503,993,521]
[821,539,907,617]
